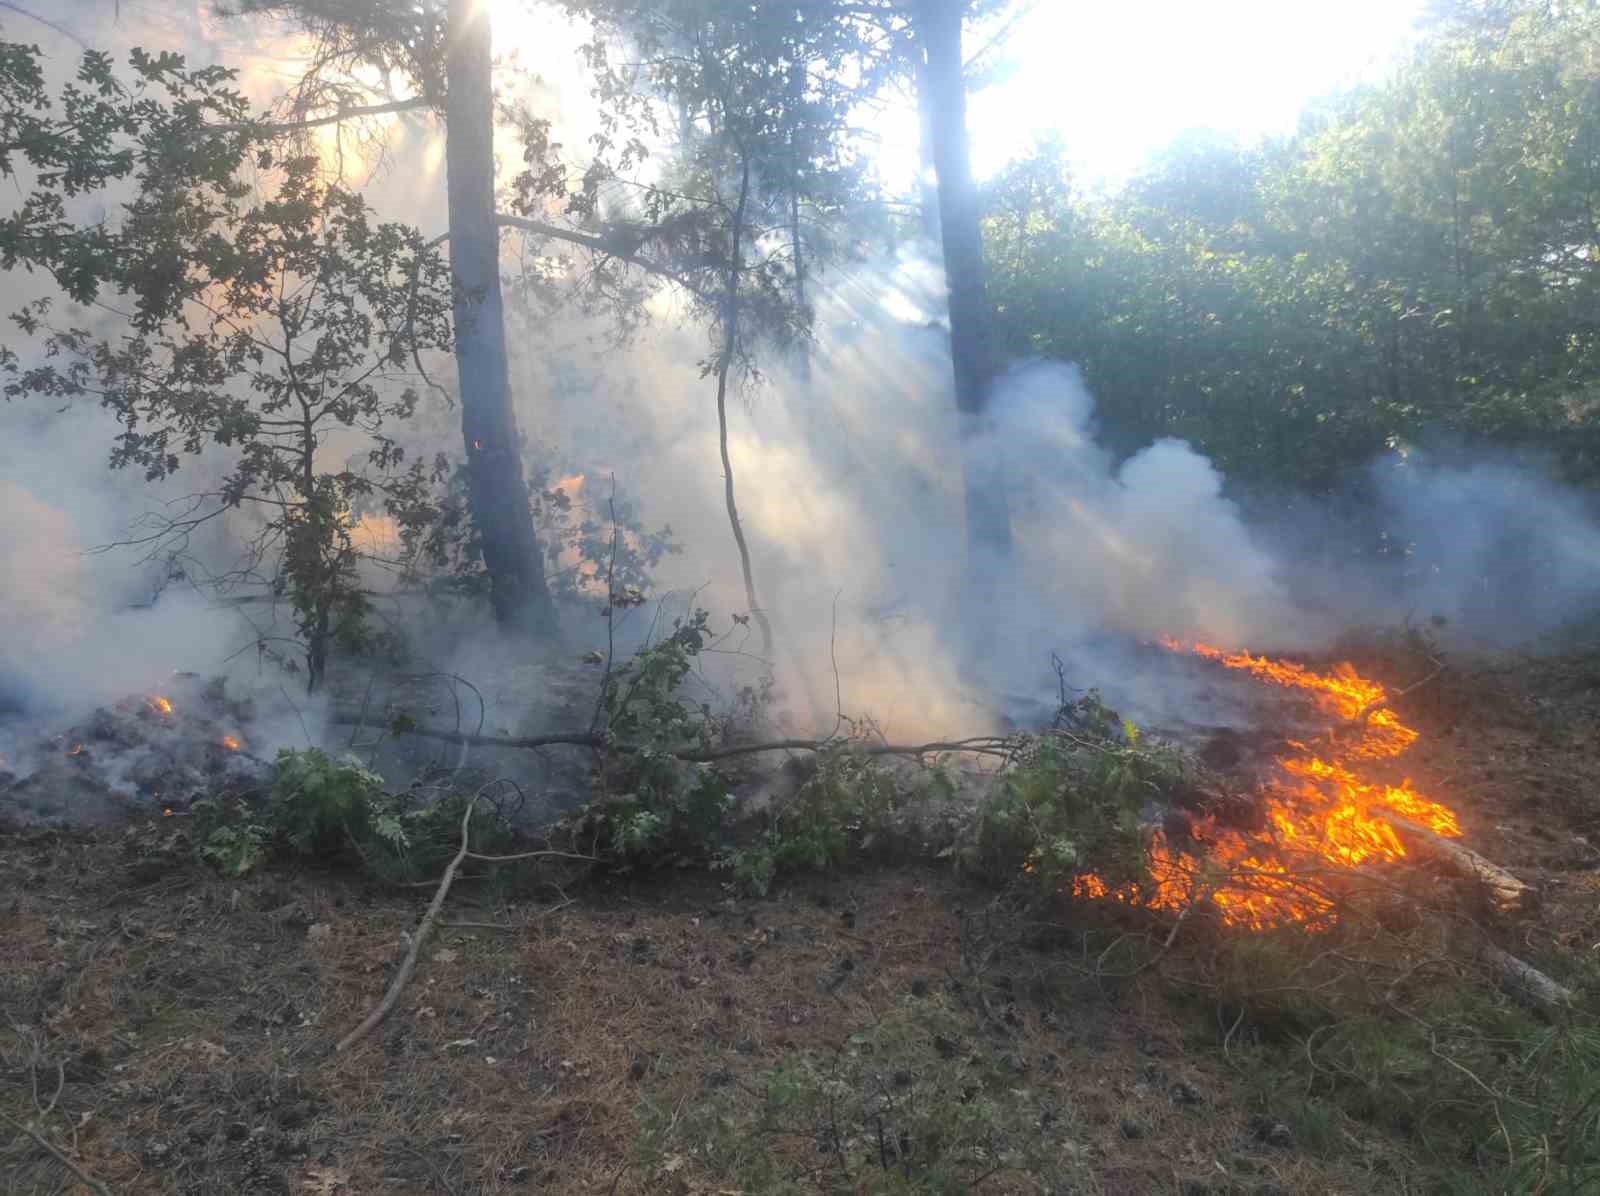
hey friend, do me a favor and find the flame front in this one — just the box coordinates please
[1073,641,1461,929]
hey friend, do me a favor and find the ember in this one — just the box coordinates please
[1074,642,1462,929]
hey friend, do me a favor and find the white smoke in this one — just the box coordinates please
[4,3,1598,776]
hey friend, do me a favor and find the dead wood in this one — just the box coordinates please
[1388,815,1532,912]
[1478,942,1576,1013]
[0,1109,114,1196]
[335,798,476,1054]
[326,709,1013,763]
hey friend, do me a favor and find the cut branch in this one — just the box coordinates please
[336,797,475,1053]
[325,709,1013,763]
[1388,815,1533,913]
[1478,942,1576,1013]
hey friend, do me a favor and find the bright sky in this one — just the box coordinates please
[949,0,1428,185]
[27,0,1426,194]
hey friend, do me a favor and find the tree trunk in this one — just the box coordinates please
[446,0,556,634]
[915,54,942,244]
[717,153,775,660]
[918,0,1012,578]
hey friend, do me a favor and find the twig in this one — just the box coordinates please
[828,588,845,739]
[347,673,378,748]
[0,1109,113,1196]
[335,798,477,1053]
[278,684,314,746]
[590,474,621,740]
[1352,663,1445,726]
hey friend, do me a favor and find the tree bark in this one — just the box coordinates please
[717,153,775,660]
[446,0,556,634]
[918,0,1012,578]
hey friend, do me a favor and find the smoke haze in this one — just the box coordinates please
[1,5,1598,781]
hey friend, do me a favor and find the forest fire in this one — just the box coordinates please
[221,735,241,752]
[147,695,174,717]
[1074,641,1463,929]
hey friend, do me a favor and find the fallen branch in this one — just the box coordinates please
[335,799,476,1054]
[1352,663,1445,727]
[1478,942,1575,1013]
[1387,815,1533,913]
[326,710,1013,763]
[0,1109,113,1196]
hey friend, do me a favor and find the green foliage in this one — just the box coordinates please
[189,799,270,877]
[728,749,903,896]
[968,693,1186,899]
[984,0,1600,490]
[5,118,457,689]
[568,610,734,866]
[190,749,512,885]
[0,43,255,310]
[403,458,680,610]
[269,747,390,861]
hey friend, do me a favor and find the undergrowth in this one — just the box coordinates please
[725,745,910,897]
[189,749,515,885]
[1133,894,1600,1192]
[966,693,1190,901]
[183,633,1598,1193]
[629,996,1091,1194]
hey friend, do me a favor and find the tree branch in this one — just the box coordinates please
[326,710,1013,762]
[495,213,716,304]
[212,96,430,137]
[336,795,476,1053]
[0,1110,112,1196]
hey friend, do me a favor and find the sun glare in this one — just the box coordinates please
[874,0,1426,187]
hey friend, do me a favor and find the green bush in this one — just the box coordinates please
[566,609,735,867]
[728,749,903,896]
[969,693,1186,900]
[190,749,513,884]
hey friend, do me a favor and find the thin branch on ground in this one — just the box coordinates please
[0,1109,113,1196]
[335,796,477,1053]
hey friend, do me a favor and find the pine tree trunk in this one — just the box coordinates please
[919,0,1012,577]
[446,0,557,634]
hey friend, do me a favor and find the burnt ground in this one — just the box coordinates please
[1,652,1597,1196]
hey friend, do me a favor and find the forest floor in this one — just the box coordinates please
[2,650,1597,1195]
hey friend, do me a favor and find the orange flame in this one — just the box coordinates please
[221,735,241,752]
[67,743,83,757]
[1073,641,1460,930]
[148,696,174,717]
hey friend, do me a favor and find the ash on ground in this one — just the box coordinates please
[0,673,270,826]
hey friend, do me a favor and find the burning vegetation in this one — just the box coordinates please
[1,677,267,825]
[1074,641,1465,929]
